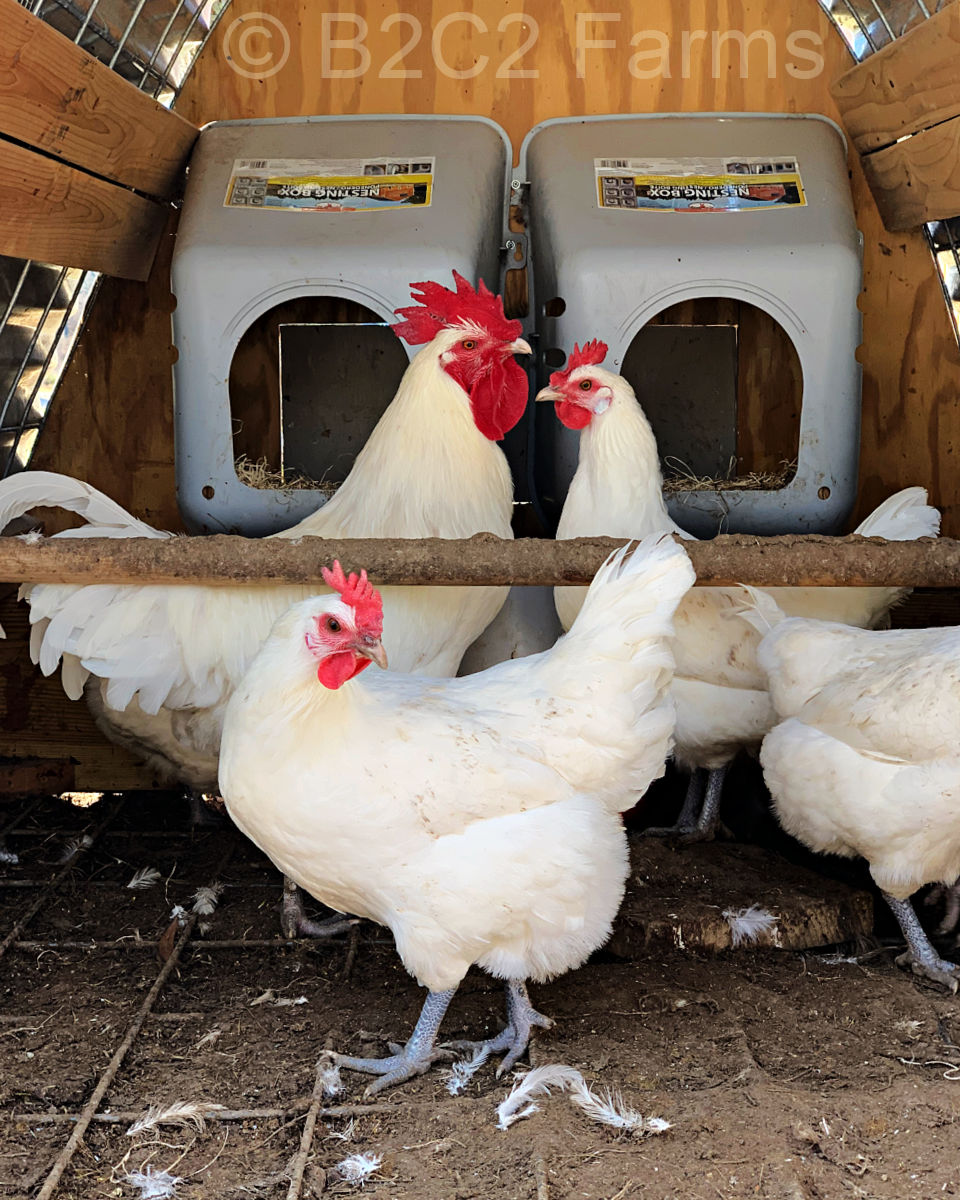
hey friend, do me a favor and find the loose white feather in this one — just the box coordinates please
[126,866,161,891]
[723,905,780,948]
[122,1168,182,1198]
[331,1152,383,1186]
[125,1101,226,1137]
[496,1064,671,1135]
[191,883,223,916]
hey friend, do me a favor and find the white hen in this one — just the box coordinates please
[753,605,960,990]
[539,339,940,839]
[220,536,695,1092]
[0,274,530,934]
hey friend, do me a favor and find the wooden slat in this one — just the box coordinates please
[860,115,960,231]
[0,0,198,198]
[831,2,960,154]
[0,759,74,797]
[0,137,168,281]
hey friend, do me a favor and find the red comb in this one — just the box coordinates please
[321,561,383,636]
[392,270,522,346]
[549,339,609,388]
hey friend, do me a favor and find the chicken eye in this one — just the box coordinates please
[461,339,476,350]
[326,618,342,633]
[579,379,593,391]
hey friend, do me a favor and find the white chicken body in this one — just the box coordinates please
[755,614,960,988]
[221,537,695,994]
[549,364,940,773]
[0,328,517,790]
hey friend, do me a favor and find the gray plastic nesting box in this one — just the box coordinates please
[171,115,513,534]
[522,113,863,536]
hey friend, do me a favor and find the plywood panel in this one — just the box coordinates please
[18,0,960,788]
[0,0,198,198]
[0,136,168,281]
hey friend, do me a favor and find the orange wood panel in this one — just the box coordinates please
[0,0,198,198]
[0,136,169,281]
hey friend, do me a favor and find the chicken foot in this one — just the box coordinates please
[281,876,357,940]
[444,980,554,1076]
[333,987,458,1095]
[643,766,727,842]
[884,892,960,992]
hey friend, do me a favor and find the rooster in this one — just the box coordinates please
[538,339,940,840]
[220,538,695,1092]
[0,273,531,935]
[750,600,960,990]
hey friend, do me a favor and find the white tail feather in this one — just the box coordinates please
[853,486,940,541]
[0,471,162,538]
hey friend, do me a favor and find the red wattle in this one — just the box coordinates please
[555,399,593,431]
[469,356,528,441]
[316,652,371,690]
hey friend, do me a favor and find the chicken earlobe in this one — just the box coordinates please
[443,980,554,1077]
[332,988,458,1096]
[884,893,960,992]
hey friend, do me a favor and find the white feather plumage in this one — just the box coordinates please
[552,366,940,774]
[220,535,693,998]
[0,330,515,790]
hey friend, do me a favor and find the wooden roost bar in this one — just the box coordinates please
[0,0,960,790]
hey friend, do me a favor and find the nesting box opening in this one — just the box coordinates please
[622,297,802,495]
[227,295,408,492]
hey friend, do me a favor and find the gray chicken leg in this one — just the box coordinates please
[333,987,458,1095]
[281,876,357,939]
[644,766,727,841]
[884,892,960,991]
[444,980,554,1075]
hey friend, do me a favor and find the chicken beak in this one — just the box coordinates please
[535,386,562,404]
[357,639,388,670]
[510,338,533,357]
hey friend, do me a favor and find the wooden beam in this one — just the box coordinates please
[0,0,198,198]
[0,137,168,281]
[831,2,960,154]
[0,533,953,588]
[859,116,960,231]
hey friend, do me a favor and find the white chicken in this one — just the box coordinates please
[752,603,960,989]
[0,273,531,934]
[220,536,695,1092]
[538,339,940,839]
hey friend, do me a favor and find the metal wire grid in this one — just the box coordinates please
[0,793,387,1198]
[0,0,233,480]
[817,0,960,348]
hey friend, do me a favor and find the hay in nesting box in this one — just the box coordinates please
[234,455,338,495]
[662,456,797,495]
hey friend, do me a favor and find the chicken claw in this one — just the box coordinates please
[333,988,458,1095]
[444,981,553,1077]
[885,893,960,993]
[644,767,726,842]
[281,876,357,940]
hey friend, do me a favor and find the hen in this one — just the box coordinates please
[0,273,530,933]
[753,604,960,989]
[220,536,695,1092]
[539,339,940,839]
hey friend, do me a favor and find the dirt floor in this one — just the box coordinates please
[2,787,960,1200]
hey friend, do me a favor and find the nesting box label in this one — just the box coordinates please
[224,157,434,212]
[595,157,806,213]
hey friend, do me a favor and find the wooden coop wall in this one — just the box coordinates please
[4,0,960,787]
